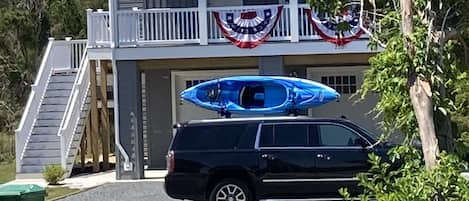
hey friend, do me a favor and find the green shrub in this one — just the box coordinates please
[340,145,469,201]
[43,165,65,185]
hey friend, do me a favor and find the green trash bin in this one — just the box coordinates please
[0,184,45,201]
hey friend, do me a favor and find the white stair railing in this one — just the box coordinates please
[15,38,88,173]
[15,38,55,172]
[58,47,91,172]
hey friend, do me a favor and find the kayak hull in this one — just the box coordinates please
[180,76,339,114]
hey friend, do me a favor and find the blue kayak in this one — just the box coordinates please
[180,76,340,115]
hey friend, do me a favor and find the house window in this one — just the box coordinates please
[320,75,357,94]
[185,80,208,89]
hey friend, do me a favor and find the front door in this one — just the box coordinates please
[257,123,316,198]
[311,123,372,196]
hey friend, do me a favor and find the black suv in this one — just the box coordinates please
[164,116,389,201]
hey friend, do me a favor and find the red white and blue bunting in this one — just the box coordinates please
[213,6,283,49]
[305,8,364,46]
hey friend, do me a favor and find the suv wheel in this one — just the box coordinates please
[209,179,253,201]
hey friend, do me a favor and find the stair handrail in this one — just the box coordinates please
[58,46,91,169]
[15,38,57,172]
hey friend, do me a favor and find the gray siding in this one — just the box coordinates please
[145,69,173,169]
[208,0,243,7]
[145,0,287,8]
[119,0,144,9]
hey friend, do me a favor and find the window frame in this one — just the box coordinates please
[254,122,372,150]
[255,122,314,150]
[174,123,254,151]
[312,122,372,149]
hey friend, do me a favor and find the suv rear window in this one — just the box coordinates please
[173,123,258,150]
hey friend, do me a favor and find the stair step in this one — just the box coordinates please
[35,119,62,127]
[47,82,74,90]
[27,142,60,150]
[37,112,63,120]
[32,126,59,134]
[42,97,69,105]
[29,134,60,142]
[23,149,60,158]
[39,104,66,112]
[44,90,72,98]
[52,70,77,75]
[22,157,61,165]
[49,75,76,83]
[20,165,46,173]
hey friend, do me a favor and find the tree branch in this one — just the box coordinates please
[457,34,469,66]
[360,0,387,48]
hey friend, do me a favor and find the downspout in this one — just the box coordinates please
[109,0,133,173]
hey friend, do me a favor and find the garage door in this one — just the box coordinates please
[172,69,258,124]
[308,66,380,136]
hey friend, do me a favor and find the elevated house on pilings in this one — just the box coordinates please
[16,0,381,179]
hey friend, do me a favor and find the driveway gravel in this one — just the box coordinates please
[58,181,177,201]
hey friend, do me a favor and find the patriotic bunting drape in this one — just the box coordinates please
[213,6,283,48]
[305,8,364,46]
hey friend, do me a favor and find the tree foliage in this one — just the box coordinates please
[0,0,107,162]
[310,0,469,159]
[341,147,469,201]
[309,0,469,199]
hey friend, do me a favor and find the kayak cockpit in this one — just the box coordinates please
[239,82,287,109]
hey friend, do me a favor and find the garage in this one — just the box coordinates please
[308,66,381,136]
[171,69,258,124]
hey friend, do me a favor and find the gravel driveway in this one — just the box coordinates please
[58,181,177,201]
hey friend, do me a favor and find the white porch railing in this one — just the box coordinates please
[206,5,292,42]
[87,3,331,47]
[15,39,87,172]
[87,9,111,47]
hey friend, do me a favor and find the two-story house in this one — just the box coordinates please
[16,0,380,179]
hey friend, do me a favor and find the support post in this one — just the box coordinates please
[85,111,92,163]
[289,0,299,42]
[100,61,111,171]
[80,130,86,171]
[86,9,95,47]
[90,60,100,173]
[198,0,208,45]
[114,61,144,179]
[259,56,285,75]
[109,0,119,47]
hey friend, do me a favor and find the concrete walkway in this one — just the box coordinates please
[4,170,167,189]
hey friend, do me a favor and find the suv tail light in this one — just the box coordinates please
[167,150,175,174]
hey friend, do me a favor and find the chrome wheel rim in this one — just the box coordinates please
[215,184,246,201]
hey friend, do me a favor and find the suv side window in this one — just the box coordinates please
[315,124,364,147]
[174,123,255,150]
[260,124,309,147]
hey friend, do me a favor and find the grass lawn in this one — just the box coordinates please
[46,187,80,201]
[0,161,15,184]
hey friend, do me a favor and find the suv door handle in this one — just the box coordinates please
[261,154,275,160]
[316,153,331,160]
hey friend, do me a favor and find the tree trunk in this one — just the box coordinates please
[409,78,440,169]
[401,0,439,169]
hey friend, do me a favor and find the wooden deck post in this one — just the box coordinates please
[100,61,111,170]
[80,128,86,171]
[90,60,100,172]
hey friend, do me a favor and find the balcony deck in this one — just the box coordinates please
[86,3,375,60]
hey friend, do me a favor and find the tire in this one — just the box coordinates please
[209,179,254,201]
